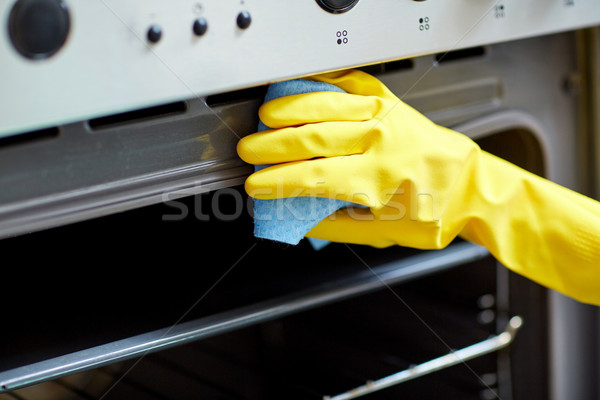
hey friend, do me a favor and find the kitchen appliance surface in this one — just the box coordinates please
[1,1,599,400]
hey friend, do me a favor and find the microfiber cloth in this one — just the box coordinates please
[253,79,354,246]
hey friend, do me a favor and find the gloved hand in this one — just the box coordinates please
[237,69,600,305]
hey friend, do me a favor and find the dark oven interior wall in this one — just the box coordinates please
[92,256,503,400]
[0,182,547,400]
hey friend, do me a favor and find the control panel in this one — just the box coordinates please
[1,0,599,137]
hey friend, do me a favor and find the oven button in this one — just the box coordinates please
[316,0,359,13]
[236,11,251,29]
[147,25,162,43]
[193,18,208,36]
[8,0,70,60]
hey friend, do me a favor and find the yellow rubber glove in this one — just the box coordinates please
[237,69,600,305]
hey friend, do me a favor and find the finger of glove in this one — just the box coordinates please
[308,69,397,99]
[306,208,398,248]
[307,206,445,250]
[259,91,380,129]
[237,120,374,165]
[244,156,381,208]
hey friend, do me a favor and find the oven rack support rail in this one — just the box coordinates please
[0,241,489,393]
[324,315,523,400]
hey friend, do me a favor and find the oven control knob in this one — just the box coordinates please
[236,11,251,29]
[316,0,359,13]
[8,0,70,60]
[193,18,208,36]
[147,25,162,43]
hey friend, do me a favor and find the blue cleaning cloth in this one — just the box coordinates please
[253,79,353,245]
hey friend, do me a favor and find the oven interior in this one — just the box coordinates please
[0,131,548,400]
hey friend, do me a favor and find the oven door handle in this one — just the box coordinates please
[324,316,523,400]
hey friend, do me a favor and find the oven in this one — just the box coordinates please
[1,1,599,399]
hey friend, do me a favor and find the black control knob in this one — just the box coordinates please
[193,18,208,36]
[147,25,162,43]
[316,0,359,13]
[236,11,251,29]
[8,0,70,60]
